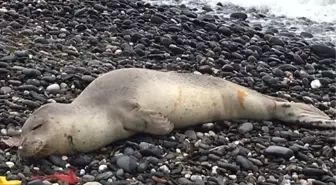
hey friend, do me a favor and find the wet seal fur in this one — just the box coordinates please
[19,68,336,157]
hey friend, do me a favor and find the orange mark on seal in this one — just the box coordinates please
[234,87,248,109]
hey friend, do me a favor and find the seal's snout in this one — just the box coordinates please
[18,139,46,157]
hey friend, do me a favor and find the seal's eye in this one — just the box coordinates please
[32,124,43,131]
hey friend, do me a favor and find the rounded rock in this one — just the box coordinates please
[116,155,138,172]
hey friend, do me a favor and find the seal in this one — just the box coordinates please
[18,68,336,157]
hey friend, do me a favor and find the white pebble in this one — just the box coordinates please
[61,156,68,160]
[80,169,85,176]
[5,161,15,168]
[310,79,321,89]
[196,132,204,138]
[82,182,102,185]
[176,148,181,153]
[42,180,52,185]
[194,140,202,147]
[114,49,122,55]
[98,164,108,172]
[46,84,60,93]
[228,175,237,180]
[202,122,214,129]
[292,172,298,180]
[184,174,191,178]
[23,90,30,95]
[60,83,68,89]
[208,131,216,137]
[193,71,202,75]
[257,176,265,182]
[47,99,57,103]
[211,166,218,175]
[190,175,202,181]
[0,8,8,13]
[65,164,70,168]
[159,165,170,173]
[289,156,296,161]
[1,129,7,135]
[150,169,156,173]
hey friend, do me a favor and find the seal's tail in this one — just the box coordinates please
[275,101,336,129]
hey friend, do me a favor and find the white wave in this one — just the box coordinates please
[145,0,336,23]
[208,0,336,23]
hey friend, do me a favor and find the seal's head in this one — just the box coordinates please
[18,103,75,157]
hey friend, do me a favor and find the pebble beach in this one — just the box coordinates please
[0,0,336,185]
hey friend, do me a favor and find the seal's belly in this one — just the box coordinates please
[135,81,229,128]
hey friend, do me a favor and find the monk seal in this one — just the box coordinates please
[18,68,336,157]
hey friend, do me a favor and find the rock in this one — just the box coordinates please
[34,37,49,44]
[69,155,92,166]
[237,122,253,134]
[151,15,165,24]
[230,12,248,20]
[23,69,41,77]
[169,44,184,54]
[95,171,113,181]
[48,155,67,167]
[311,44,336,58]
[185,130,197,140]
[218,26,231,36]
[27,180,45,185]
[5,161,15,168]
[116,155,138,172]
[236,155,257,171]
[83,182,102,185]
[264,146,294,159]
[74,7,87,17]
[300,32,314,38]
[46,84,60,94]
[0,86,12,94]
[269,36,285,46]
[311,79,321,89]
[302,167,326,177]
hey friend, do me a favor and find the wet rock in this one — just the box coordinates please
[311,44,336,58]
[264,146,294,159]
[230,12,248,20]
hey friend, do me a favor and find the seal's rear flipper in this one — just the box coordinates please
[119,101,174,135]
[275,102,336,129]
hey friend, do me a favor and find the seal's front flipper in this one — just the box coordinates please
[119,101,174,135]
[275,102,336,129]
